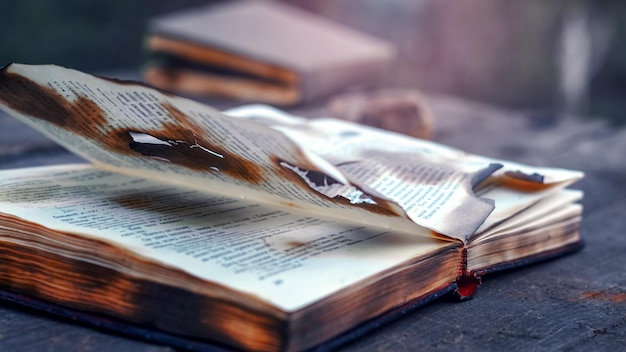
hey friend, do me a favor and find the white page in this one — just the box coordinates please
[475,189,583,240]
[227,105,584,240]
[0,165,451,312]
[0,64,437,240]
[0,64,583,241]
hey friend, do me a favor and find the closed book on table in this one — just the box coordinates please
[144,0,395,105]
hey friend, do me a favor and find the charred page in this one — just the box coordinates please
[0,64,583,242]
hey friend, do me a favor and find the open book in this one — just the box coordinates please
[0,64,583,352]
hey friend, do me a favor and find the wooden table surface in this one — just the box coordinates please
[0,78,624,351]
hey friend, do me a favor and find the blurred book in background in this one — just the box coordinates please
[143,0,395,105]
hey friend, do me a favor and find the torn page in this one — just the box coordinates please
[226,105,584,241]
[0,65,583,241]
[0,64,423,238]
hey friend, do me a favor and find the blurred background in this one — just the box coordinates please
[1,0,624,124]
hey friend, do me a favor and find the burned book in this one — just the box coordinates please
[0,64,583,352]
[143,0,395,105]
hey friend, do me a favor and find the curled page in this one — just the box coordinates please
[226,105,584,241]
[0,64,582,242]
[0,64,419,238]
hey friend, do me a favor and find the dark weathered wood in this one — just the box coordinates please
[0,301,173,352]
[0,77,624,352]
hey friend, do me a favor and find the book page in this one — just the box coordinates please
[0,64,429,238]
[473,186,583,235]
[226,105,584,241]
[0,165,453,312]
[474,189,583,241]
[0,64,583,241]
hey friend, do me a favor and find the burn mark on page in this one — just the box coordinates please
[0,68,107,132]
[498,170,553,192]
[281,165,342,188]
[273,157,404,217]
[120,103,264,184]
[0,66,264,184]
[125,126,263,183]
[470,163,502,189]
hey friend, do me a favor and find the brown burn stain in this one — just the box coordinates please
[577,291,626,304]
[120,102,264,184]
[493,171,555,192]
[430,230,458,242]
[0,237,283,351]
[272,156,404,217]
[286,240,308,248]
[0,242,140,317]
[0,69,107,136]
[0,68,264,185]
